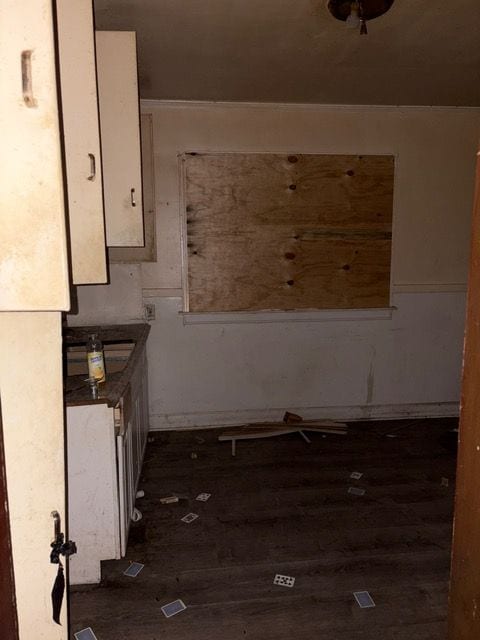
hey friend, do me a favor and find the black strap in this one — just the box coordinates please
[51,562,65,625]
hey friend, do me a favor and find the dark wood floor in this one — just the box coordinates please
[69,418,458,640]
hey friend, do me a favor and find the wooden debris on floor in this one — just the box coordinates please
[218,412,348,456]
[283,411,303,423]
[348,486,366,496]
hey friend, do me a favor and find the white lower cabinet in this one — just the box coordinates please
[67,348,149,585]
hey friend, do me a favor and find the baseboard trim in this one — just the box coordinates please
[149,402,459,431]
[181,307,394,325]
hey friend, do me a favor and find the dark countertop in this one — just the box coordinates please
[64,323,150,408]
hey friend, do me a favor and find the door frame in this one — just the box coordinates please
[448,147,480,639]
[0,401,19,639]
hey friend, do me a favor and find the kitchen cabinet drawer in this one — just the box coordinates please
[56,0,107,285]
[95,31,144,247]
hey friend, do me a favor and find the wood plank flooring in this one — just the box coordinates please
[69,418,457,640]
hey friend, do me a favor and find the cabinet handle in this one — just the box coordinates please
[87,153,96,181]
[130,188,136,207]
[51,510,61,540]
[21,50,37,108]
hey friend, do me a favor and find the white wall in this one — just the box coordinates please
[68,263,144,326]
[69,102,480,428]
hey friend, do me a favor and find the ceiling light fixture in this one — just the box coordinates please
[327,0,395,35]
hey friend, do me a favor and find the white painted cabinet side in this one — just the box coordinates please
[56,0,107,284]
[95,31,144,247]
[0,0,70,310]
[67,404,120,584]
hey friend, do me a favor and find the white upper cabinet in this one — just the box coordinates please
[95,31,144,247]
[0,0,70,311]
[56,0,108,284]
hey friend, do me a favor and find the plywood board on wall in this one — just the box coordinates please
[184,153,394,312]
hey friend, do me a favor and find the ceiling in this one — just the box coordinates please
[94,0,480,106]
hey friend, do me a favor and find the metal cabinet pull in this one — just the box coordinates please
[130,187,136,207]
[87,153,96,181]
[21,50,37,108]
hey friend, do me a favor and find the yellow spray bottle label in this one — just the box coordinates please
[87,351,105,383]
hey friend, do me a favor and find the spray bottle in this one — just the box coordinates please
[87,333,106,383]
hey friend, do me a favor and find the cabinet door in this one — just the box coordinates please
[56,0,107,285]
[117,386,135,556]
[67,404,119,584]
[95,31,144,247]
[0,0,70,311]
[0,312,67,637]
[140,350,150,457]
[129,355,143,487]
[117,426,134,557]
